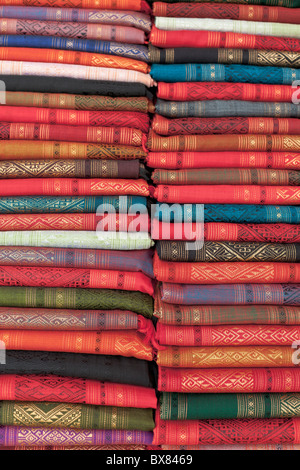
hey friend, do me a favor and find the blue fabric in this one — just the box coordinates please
[154,203,300,224]
[161,283,300,305]
[150,63,300,84]
[0,35,149,62]
[0,196,148,214]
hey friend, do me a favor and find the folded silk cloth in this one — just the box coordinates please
[152,221,300,243]
[0,329,154,361]
[0,141,147,161]
[3,92,154,113]
[0,246,154,277]
[160,283,300,305]
[0,350,157,387]
[0,231,154,250]
[0,6,152,32]
[160,444,300,450]
[147,132,300,152]
[155,17,300,38]
[0,48,150,73]
[0,107,150,131]
[157,345,297,368]
[0,376,157,407]
[160,392,300,419]
[0,213,150,232]
[152,168,300,185]
[147,152,300,170]
[0,308,151,330]
[0,426,153,446]
[154,100,300,118]
[0,160,144,179]
[150,64,300,85]
[156,241,300,262]
[158,367,300,393]
[154,204,300,224]
[157,82,298,102]
[0,60,153,86]
[0,75,153,97]
[154,258,300,285]
[156,323,300,346]
[0,285,154,316]
[0,195,147,213]
[154,185,300,205]
[152,2,300,24]
[0,36,149,63]
[0,445,150,450]
[0,20,146,44]
[150,25,300,52]
[0,123,147,145]
[152,116,300,135]
[0,265,155,295]
[154,301,300,326]
[0,401,155,430]
[0,0,151,12]
[149,46,300,68]
[153,416,300,446]
[0,179,149,196]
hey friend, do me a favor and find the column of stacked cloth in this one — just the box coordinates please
[147,0,300,450]
[0,0,160,451]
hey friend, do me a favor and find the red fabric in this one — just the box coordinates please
[150,25,300,52]
[154,185,300,205]
[157,82,296,103]
[0,374,157,408]
[153,254,300,285]
[0,266,154,295]
[158,367,300,393]
[0,179,149,196]
[0,107,149,133]
[147,151,300,170]
[151,220,300,243]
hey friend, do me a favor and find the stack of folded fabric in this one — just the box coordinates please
[0,0,159,450]
[147,0,300,449]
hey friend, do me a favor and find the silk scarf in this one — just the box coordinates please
[160,283,300,305]
[0,350,157,387]
[0,160,143,179]
[150,25,300,52]
[0,330,154,361]
[0,36,149,63]
[0,426,153,446]
[156,241,300,263]
[160,392,300,419]
[152,2,300,23]
[158,367,300,393]
[147,152,300,170]
[0,246,154,277]
[156,323,300,346]
[0,7,152,32]
[154,185,300,205]
[0,401,155,431]
[3,92,154,113]
[154,300,300,326]
[157,82,296,102]
[0,0,151,12]
[0,231,154,250]
[0,141,147,161]
[0,20,146,44]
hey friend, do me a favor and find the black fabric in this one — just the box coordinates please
[0,75,154,99]
[0,351,158,388]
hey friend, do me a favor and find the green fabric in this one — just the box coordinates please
[0,231,154,250]
[0,286,154,318]
[0,402,155,431]
[160,393,300,420]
